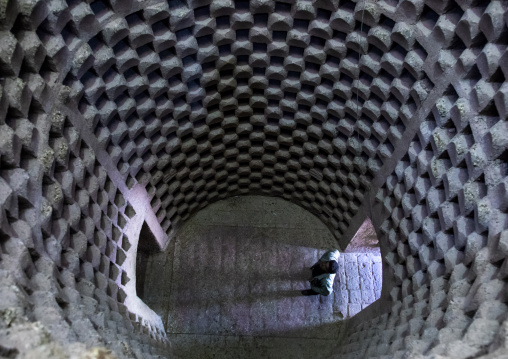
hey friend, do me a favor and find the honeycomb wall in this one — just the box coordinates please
[0,0,507,358]
[336,85,508,358]
[333,2,508,353]
[60,0,443,238]
[0,109,168,357]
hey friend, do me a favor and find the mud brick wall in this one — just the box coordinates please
[0,0,507,358]
[335,253,383,318]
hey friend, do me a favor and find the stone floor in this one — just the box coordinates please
[140,196,382,358]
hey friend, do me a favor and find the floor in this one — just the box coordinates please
[140,196,381,358]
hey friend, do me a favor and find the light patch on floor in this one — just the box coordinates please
[139,196,382,358]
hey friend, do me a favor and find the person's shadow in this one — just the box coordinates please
[296,266,313,281]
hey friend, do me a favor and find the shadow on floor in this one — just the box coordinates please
[139,196,374,359]
[168,320,346,359]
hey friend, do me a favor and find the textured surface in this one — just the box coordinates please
[0,0,507,358]
[56,0,438,239]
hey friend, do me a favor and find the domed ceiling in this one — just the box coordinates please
[0,0,505,247]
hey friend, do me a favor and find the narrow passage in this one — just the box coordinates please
[139,196,382,358]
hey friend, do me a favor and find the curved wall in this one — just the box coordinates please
[60,0,438,238]
[0,0,507,358]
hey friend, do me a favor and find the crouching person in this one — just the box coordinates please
[301,249,339,296]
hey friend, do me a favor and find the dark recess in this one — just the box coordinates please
[136,221,160,300]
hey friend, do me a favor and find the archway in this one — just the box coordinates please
[143,195,344,357]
